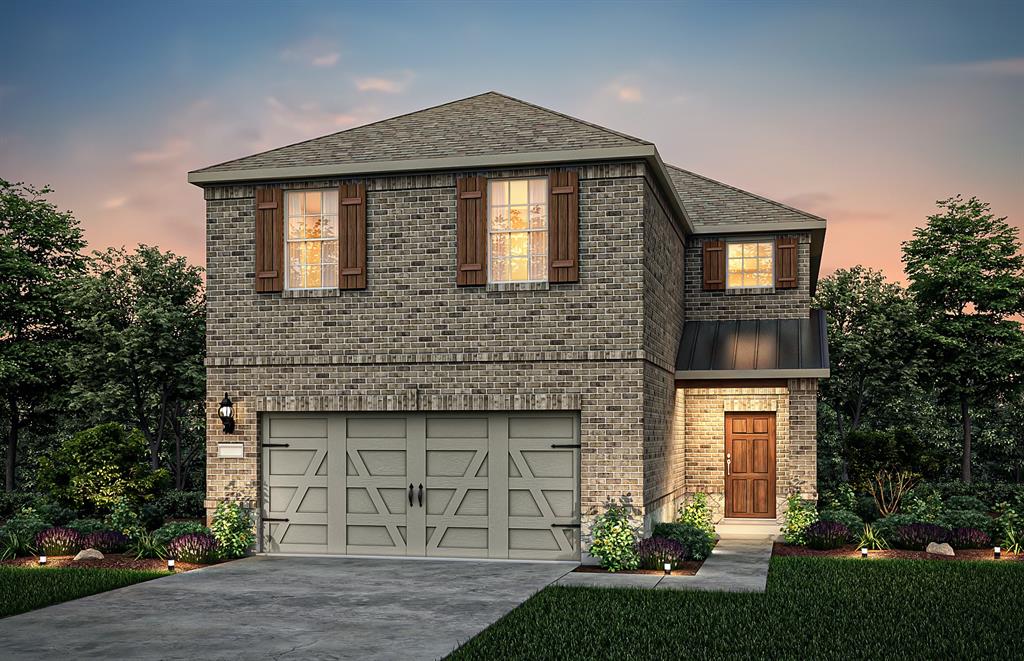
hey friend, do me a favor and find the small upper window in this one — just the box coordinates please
[286,190,339,290]
[488,179,548,283]
[727,241,773,289]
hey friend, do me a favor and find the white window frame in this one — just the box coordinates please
[284,189,340,291]
[725,239,775,290]
[487,177,549,284]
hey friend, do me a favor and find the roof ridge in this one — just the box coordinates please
[665,163,826,223]
[485,91,652,147]
[196,91,501,173]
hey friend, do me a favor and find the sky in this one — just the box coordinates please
[1,0,1021,281]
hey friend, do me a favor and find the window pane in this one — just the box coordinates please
[728,243,743,258]
[530,231,547,255]
[323,191,338,216]
[288,192,303,217]
[509,180,528,206]
[509,232,528,257]
[305,216,321,239]
[289,264,302,288]
[323,241,338,264]
[742,243,757,258]
[530,256,547,281]
[288,242,303,268]
[306,242,322,265]
[529,179,547,205]
[728,260,743,275]
[491,208,509,231]
[757,258,772,275]
[509,258,528,281]
[305,192,321,215]
[490,181,508,207]
[509,206,529,230]
[323,265,338,288]
[757,242,772,257]
[288,217,304,239]
[322,215,337,238]
[490,258,507,282]
[529,204,546,229]
[304,265,321,288]
[756,271,772,287]
[490,233,509,259]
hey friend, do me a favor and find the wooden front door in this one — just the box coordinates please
[725,413,776,518]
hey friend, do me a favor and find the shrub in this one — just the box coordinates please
[782,494,818,545]
[153,521,209,547]
[128,531,166,560]
[66,518,107,534]
[0,531,35,560]
[676,493,715,536]
[36,423,168,516]
[588,499,639,572]
[822,483,857,512]
[857,524,889,550]
[941,509,993,535]
[855,494,880,523]
[107,498,145,539]
[947,527,991,549]
[141,490,205,528]
[0,492,37,519]
[872,513,919,542]
[946,495,988,513]
[818,509,863,540]
[892,523,949,551]
[636,537,688,570]
[805,521,850,550]
[1002,527,1023,554]
[36,527,83,555]
[166,533,217,564]
[82,530,130,553]
[653,522,716,560]
[0,507,50,542]
[904,490,945,523]
[28,495,78,526]
[209,502,254,559]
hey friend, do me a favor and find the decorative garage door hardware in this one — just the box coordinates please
[262,412,581,561]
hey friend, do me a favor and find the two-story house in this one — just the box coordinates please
[189,92,828,562]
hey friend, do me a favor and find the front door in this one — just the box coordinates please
[724,413,776,518]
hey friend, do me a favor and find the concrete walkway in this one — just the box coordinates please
[0,555,574,661]
[556,536,774,593]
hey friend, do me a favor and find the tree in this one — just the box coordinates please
[0,180,85,491]
[68,246,205,476]
[902,195,1024,482]
[814,266,923,480]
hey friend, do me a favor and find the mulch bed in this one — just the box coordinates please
[573,558,705,576]
[773,542,1022,562]
[0,553,220,572]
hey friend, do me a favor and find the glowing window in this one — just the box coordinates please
[488,179,547,283]
[726,241,774,289]
[285,190,339,290]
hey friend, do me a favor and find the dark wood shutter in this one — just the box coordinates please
[338,181,367,290]
[456,176,487,286]
[775,236,798,289]
[255,186,284,293]
[702,239,725,291]
[548,170,580,283]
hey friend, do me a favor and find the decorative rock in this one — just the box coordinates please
[73,548,104,561]
[926,542,954,557]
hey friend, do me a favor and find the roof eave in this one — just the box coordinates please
[675,368,830,380]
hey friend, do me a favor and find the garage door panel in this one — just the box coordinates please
[269,417,328,439]
[518,450,574,479]
[508,416,575,439]
[426,417,488,439]
[263,427,330,554]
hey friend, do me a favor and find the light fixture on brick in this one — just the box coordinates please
[218,393,235,433]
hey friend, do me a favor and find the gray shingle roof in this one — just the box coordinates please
[194,92,650,174]
[665,164,825,229]
[676,310,829,376]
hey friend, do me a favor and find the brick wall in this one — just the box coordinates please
[684,233,812,320]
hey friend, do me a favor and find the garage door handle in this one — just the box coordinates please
[263,517,289,523]
[409,484,414,507]
[551,523,581,528]
[418,484,424,507]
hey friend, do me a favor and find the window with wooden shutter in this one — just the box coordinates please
[548,170,579,283]
[338,181,366,290]
[255,186,284,293]
[775,236,798,289]
[702,239,725,291]
[456,175,487,286]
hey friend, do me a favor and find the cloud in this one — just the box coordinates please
[103,196,128,209]
[265,96,364,137]
[311,52,340,68]
[946,57,1024,76]
[603,80,644,103]
[280,39,341,68]
[131,137,191,164]
[354,72,413,94]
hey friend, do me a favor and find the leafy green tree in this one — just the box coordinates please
[36,423,168,515]
[68,246,205,479]
[0,180,85,491]
[903,195,1024,482]
[814,266,923,480]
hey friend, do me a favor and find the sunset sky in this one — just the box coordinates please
[2,0,1021,282]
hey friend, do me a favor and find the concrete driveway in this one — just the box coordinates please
[0,555,574,660]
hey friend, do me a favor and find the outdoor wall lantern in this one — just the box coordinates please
[218,393,235,433]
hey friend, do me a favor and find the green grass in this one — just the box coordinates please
[449,557,1024,660]
[0,566,166,618]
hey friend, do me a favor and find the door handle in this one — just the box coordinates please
[418,484,424,507]
[726,453,732,476]
[408,483,414,507]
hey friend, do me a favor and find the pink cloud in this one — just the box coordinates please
[947,57,1024,76]
[355,73,412,94]
[131,137,191,164]
[311,52,340,68]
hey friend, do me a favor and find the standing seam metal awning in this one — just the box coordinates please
[675,310,829,379]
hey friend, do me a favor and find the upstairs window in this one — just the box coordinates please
[488,179,548,283]
[727,241,773,289]
[286,190,338,290]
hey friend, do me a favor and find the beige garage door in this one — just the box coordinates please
[262,412,580,561]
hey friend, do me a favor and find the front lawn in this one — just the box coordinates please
[0,566,166,619]
[449,556,1023,660]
